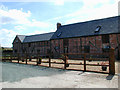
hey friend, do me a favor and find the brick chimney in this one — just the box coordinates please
[57,23,61,29]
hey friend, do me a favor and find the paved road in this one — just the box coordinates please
[1,62,118,88]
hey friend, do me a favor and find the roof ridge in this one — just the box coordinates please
[26,32,54,37]
[61,15,119,27]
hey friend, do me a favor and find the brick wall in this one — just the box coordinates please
[13,33,120,59]
[22,41,50,57]
[51,34,120,59]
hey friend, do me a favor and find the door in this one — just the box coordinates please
[63,39,69,53]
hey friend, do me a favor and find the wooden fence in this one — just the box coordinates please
[2,48,115,75]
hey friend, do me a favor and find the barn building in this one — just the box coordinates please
[50,16,120,59]
[13,16,120,60]
[12,32,54,57]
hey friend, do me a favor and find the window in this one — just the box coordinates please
[39,42,41,47]
[102,35,109,43]
[37,50,40,53]
[84,46,90,53]
[15,39,18,43]
[44,41,48,46]
[63,39,69,46]
[47,49,50,54]
[42,42,44,46]
[55,46,59,50]
[64,47,68,53]
[28,43,31,47]
[95,26,101,33]
[46,41,49,46]
[57,32,62,37]
[15,49,17,53]
[41,42,43,46]
[22,49,25,53]
[102,45,110,52]
[44,42,46,46]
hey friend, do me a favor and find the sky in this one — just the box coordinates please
[0,0,119,47]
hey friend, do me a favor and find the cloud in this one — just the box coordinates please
[0,4,8,10]
[47,0,118,25]
[82,0,111,7]
[14,25,26,31]
[53,0,64,6]
[0,4,54,47]
[0,29,19,47]
[64,0,118,24]
[0,7,31,25]
[1,16,15,24]
[26,30,49,35]
[0,4,50,28]
[30,19,50,27]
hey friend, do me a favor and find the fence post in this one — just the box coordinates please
[18,53,19,63]
[64,54,66,69]
[29,54,31,61]
[10,53,12,62]
[26,53,27,64]
[49,53,51,67]
[37,53,41,65]
[109,48,115,75]
[84,53,86,72]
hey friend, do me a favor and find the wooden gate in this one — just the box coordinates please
[2,48,115,75]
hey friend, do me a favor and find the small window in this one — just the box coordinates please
[47,49,50,54]
[102,45,110,52]
[41,42,43,46]
[28,43,31,47]
[63,39,69,46]
[84,46,90,53]
[95,26,101,33]
[43,42,45,46]
[64,47,68,53]
[46,41,49,46]
[32,50,33,53]
[55,46,59,50]
[40,42,42,47]
[15,39,18,43]
[15,50,17,53]
[57,32,62,37]
[37,50,40,53]
[102,35,109,43]
[22,49,25,53]
[44,42,46,46]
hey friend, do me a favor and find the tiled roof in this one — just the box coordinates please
[51,16,120,40]
[23,32,54,43]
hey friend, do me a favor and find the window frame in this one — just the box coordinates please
[102,34,110,43]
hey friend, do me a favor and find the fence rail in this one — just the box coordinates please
[1,48,115,75]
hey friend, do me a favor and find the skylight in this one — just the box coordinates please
[95,26,101,33]
[57,32,62,37]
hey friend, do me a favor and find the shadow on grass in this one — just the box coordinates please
[1,62,67,83]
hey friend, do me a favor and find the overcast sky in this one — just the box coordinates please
[0,0,119,47]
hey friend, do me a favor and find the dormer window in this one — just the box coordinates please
[95,26,101,33]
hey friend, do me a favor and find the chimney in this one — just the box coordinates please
[57,23,61,29]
